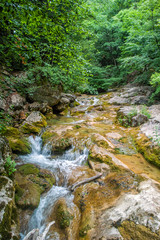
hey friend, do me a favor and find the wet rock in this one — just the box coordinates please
[15,164,55,210]
[21,111,47,134]
[51,138,72,153]
[88,160,110,176]
[27,84,62,107]
[54,199,73,229]
[10,93,26,110]
[0,176,19,240]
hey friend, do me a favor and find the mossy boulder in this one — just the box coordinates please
[55,200,73,229]
[3,127,31,155]
[119,221,160,240]
[8,138,31,155]
[134,133,160,168]
[21,111,47,134]
[15,164,55,210]
[51,138,72,153]
[41,130,58,145]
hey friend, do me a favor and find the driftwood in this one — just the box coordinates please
[70,173,102,192]
[23,221,55,240]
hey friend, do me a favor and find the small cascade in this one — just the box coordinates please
[20,135,88,239]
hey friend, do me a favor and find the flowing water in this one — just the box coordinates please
[20,136,88,239]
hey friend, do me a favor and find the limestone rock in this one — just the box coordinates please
[54,93,76,112]
[132,114,148,127]
[27,84,62,107]
[28,102,49,114]
[109,85,151,106]
[0,176,19,240]
[0,97,6,111]
[21,111,47,134]
[10,93,26,110]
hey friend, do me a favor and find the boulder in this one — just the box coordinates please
[21,111,47,134]
[60,93,76,103]
[3,127,31,155]
[117,106,150,127]
[51,138,72,153]
[27,84,62,107]
[109,85,151,106]
[15,164,56,209]
[0,176,19,240]
[53,93,76,112]
[0,97,6,111]
[28,102,49,114]
[10,93,26,110]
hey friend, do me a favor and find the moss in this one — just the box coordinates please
[79,224,91,237]
[134,134,160,168]
[57,204,73,229]
[15,184,24,204]
[8,138,31,154]
[73,101,80,107]
[3,127,20,138]
[41,131,58,144]
[21,123,41,134]
[18,164,39,175]
[52,138,72,153]
[118,221,160,240]
[15,182,41,210]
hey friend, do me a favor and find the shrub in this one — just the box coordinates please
[5,156,16,176]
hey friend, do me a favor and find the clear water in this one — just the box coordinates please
[20,135,88,239]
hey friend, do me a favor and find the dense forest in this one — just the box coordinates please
[0,0,160,127]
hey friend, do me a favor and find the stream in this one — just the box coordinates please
[17,93,160,240]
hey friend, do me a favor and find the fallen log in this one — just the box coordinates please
[23,221,55,240]
[70,173,102,192]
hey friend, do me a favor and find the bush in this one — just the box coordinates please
[5,156,16,176]
[150,72,160,101]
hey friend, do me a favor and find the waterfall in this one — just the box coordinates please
[20,135,88,239]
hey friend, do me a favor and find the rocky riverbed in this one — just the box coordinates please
[0,84,160,240]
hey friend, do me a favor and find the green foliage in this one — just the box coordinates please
[5,156,16,176]
[150,72,160,100]
[0,110,12,134]
[140,105,151,119]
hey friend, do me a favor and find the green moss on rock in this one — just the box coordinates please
[18,164,39,175]
[21,123,41,134]
[119,221,160,240]
[8,138,31,155]
[56,203,73,229]
[3,127,21,138]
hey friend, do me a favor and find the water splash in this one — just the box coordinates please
[20,135,88,239]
